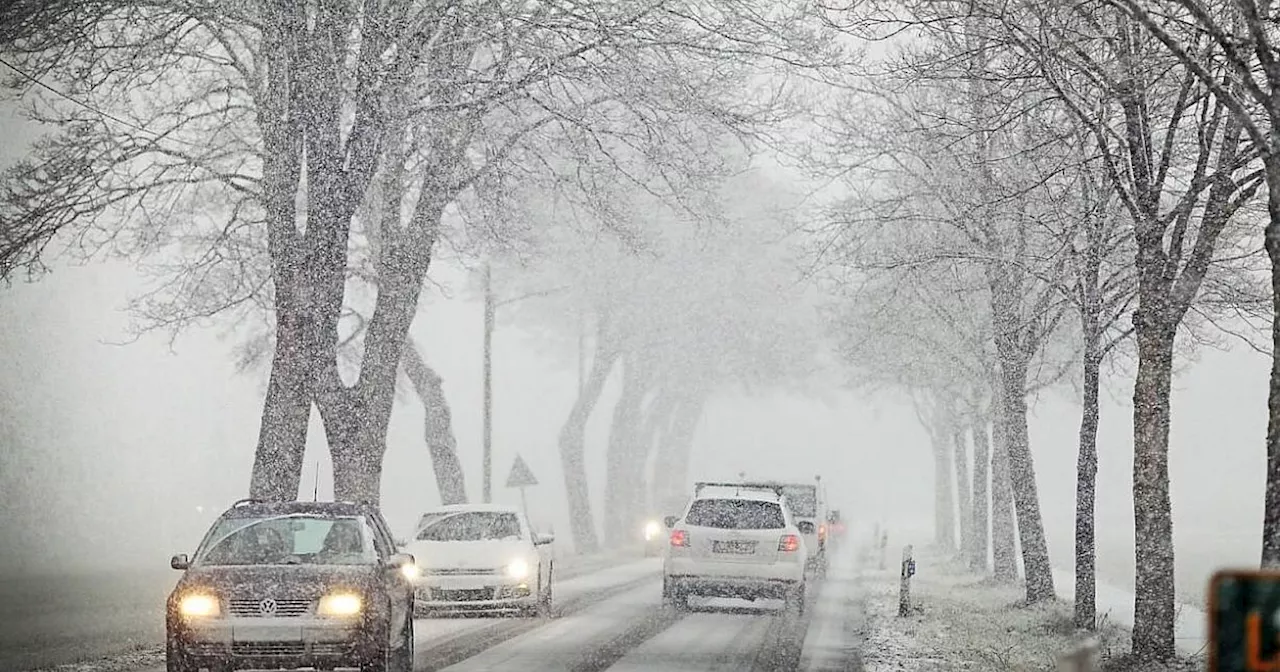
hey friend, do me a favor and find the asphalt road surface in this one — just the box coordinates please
[113,545,866,672]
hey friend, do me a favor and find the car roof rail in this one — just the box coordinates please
[693,481,784,498]
[232,497,268,507]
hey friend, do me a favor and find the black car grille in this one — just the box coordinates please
[227,597,312,617]
[431,588,495,602]
[231,641,305,656]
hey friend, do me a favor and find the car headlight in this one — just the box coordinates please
[317,592,363,617]
[400,562,420,581]
[179,593,220,618]
[506,558,530,580]
[644,520,662,541]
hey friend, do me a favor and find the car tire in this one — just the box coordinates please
[363,614,413,672]
[536,563,553,617]
[784,582,806,616]
[165,638,196,672]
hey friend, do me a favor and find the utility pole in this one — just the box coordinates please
[482,262,494,504]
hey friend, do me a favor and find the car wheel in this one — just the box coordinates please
[363,615,413,672]
[784,582,806,616]
[165,634,197,672]
[536,563,553,617]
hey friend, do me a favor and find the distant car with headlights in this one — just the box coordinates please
[402,503,554,616]
[643,516,666,556]
[165,498,416,672]
[662,482,808,614]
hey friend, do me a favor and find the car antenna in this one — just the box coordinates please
[312,461,320,502]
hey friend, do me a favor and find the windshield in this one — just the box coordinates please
[195,514,376,566]
[685,499,786,530]
[415,511,524,541]
[782,486,817,518]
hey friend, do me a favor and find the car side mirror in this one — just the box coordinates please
[170,554,190,570]
[663,516,678,529]
[534,533,555,546]
[388,552,414,568]
[797,521,816,535]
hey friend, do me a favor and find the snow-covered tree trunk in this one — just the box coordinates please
[560,315,619,553]
[1075,328,1102,629]
[401,341,467,505]
[652,391,708,512]
[931,420,957,551]
[969,410,991,572]
[952,421,974,562]
[990,379,1018,583]
[997,351,1054,602]
[1262,160,1280,567]
[603,351,652,547]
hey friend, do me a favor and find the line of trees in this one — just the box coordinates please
[813,0,1271,662]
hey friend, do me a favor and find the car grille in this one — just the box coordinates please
[232,641,305,656]
[424,567,500,576]
[227,597,312,617]
[431,587,495,601]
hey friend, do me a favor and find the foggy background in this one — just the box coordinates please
[0,210,1265,603]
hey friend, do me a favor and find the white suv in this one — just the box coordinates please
[661,483,809,614]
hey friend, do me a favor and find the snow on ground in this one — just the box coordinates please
[856,548,1203,672]
[1051,568,1207,657]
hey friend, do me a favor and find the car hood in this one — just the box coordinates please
[403,539,532,570]
[173,563,378,600]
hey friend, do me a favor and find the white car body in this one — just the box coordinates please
[401,504,554,615]
[662,485,808,612]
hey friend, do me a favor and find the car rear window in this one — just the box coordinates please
[783,486,817,518]
[684,499,785,530]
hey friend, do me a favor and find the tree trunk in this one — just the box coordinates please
[1131,315,1177,659]
[931,424,956,551]
[652,391,708,512]
[990,382,1018,583]
[1261,165,1280,568]
[970,413,991,572]
[320,240,432,504]
[603,351,650,547]
[248,313,312,500]
[999,356,1055,603]
[953,422,974,562]
[559,316,618,554]
[401,340,467,505]
[633,390,677,520]
[1075,331,1102,630]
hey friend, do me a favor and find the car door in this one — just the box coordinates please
[367,511,412,631]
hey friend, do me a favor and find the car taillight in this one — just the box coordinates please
[819,524,827,541]
[670,530,689,547]
[779,534,800,552]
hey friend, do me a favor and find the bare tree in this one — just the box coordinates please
[1,0,844,507]
[983,1,1265,655]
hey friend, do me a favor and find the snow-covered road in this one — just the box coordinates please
[128,547,866,672]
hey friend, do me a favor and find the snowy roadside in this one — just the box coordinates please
[856,548,1203,672]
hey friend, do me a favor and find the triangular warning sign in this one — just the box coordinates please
[506,454,538,488]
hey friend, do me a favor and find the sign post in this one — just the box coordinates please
[898,544,916,617]
[505,454,538,515]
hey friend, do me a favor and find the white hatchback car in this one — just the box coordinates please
[662,483,809,613]
[401,504,554,616]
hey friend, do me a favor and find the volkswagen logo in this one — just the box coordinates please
[258,598,277,616]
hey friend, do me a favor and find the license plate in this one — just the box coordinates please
[712,540,756,554]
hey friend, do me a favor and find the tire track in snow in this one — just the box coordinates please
[432,580,681,672]
[416,564,662,672]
